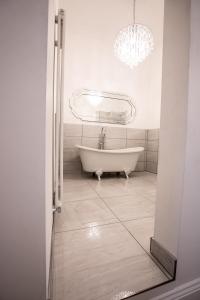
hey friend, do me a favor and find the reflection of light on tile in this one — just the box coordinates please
[112,290,135,300]
[87,224,101,239]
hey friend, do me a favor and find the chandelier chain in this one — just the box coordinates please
[133,0,136,24]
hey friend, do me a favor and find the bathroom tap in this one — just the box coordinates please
[98,127,106,150]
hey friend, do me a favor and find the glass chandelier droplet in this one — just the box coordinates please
[114,24,154,68]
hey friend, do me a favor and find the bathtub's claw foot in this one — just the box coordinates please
[96,170,103,181]
[124,170,130,179]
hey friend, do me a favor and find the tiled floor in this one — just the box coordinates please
[53,172,170,300]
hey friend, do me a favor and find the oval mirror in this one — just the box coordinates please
[69,89,136,125]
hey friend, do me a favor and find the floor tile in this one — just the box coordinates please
[133,171,157,182]
[103,194,155,221]
[63,184,98,201]
[110,174,157,202]
[123,217,155,252]
[104,176,153,191]
[125,183,157,202]
[54,223,144,266]
[53,255,168,300]
[53,223,168,300]
[55,198,118,232]
[63,179,89,193]
[88,178,131,198]
[53,172,169,300]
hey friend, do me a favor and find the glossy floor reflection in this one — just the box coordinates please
[53,172,170,300]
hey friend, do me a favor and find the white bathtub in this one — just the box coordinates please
[76,145,144,180]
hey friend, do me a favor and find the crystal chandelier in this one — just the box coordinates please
[114,0,154,68]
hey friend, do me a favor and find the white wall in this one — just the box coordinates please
[0,1,50,299]
[176,0,200,284]
[60,0,164,129]
[132,0,200,299]
[154,0,190,257]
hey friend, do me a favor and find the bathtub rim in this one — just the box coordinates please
[76,145,144,154]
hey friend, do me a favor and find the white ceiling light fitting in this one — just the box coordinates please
[114,0,154,68]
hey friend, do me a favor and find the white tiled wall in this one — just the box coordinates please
[105,138,126,150]
[127,128,146,140]
[81,137,99,148]
[64,123,82,137]
[63,124,159,174]
[82,124,102,138]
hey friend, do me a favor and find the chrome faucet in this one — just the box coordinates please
[98,127,106,150]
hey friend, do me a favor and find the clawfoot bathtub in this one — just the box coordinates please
[76,145,144,180]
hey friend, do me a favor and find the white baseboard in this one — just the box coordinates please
[152,278,200,300]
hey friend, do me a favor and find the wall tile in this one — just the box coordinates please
[63,161,82,174]
[135,162,145,172]
[81,137,99,148]
[147,140,159,152]
[63,149,80,162]
[146,151,158,162]
[147,129,159,140]
[146,162,158,174]
[64,137,82,149]
[138,151,146,162]
[82,124,103,137]
[64,124,82,137]
[127,139,146,149]
[104,138,126,150]
[127,128,146,140]
[105,126,126,139]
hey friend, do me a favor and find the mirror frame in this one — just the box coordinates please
[69,89,136,125]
